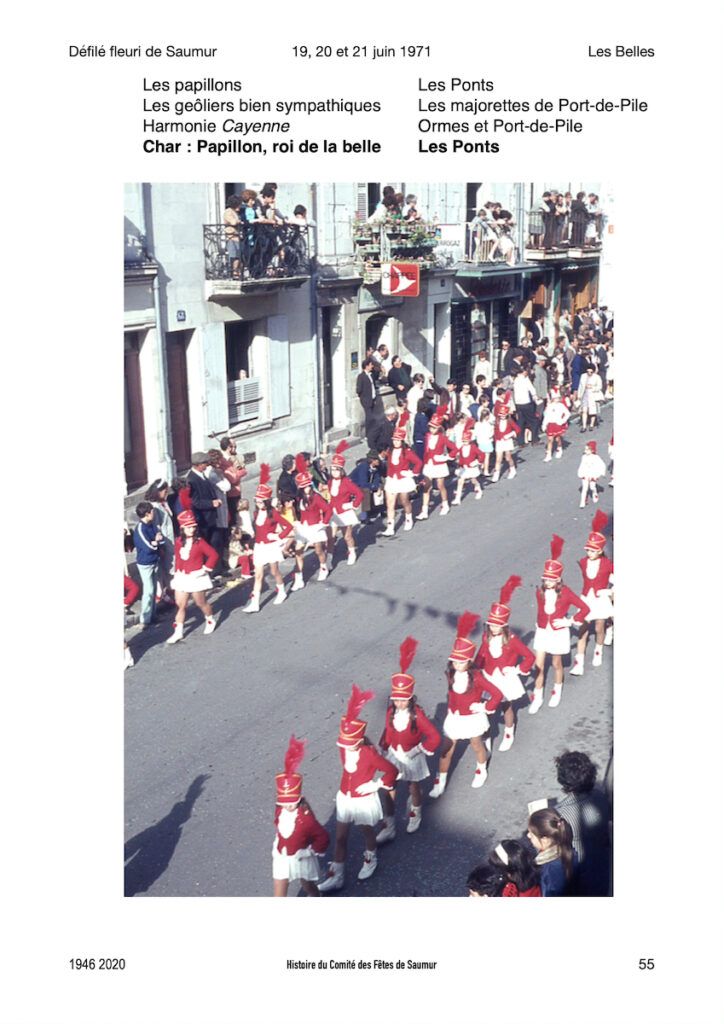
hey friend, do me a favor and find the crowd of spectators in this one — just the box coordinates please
[528,190,604,250]
[468,202,517,266]
[223,183,309,280]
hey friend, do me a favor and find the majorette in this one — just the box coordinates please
[290,453,332,589]
[417,404,456,519]
[243,464,294,613]
[570,510,614,676]
[166,509,219,644]
[542,388,571,462]
[491,391,521,483]
[377,637,441,838]
[452,417,484,504]
[317,685,398,892]
[382,410,423,536]
[474,575,535,751]
[272,735,330,897]
[529,535,590,713]
[577,440,607,508]
[327,440,364,567]
[429,611,504,798]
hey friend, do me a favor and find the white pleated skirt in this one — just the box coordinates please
[534,624,572,656]
[335,790,383,826]
[443,709,490,741]
[294,522,328,546]
[423,461,449,480]
[582,588,614,621]
[271,845,321,882]
[384,475,417,495]
[254,539,285,566]
[385,746,431,783]
[484,666,526,701]
[330,509,359,528]
[171,569,212,593]
[495,438,515,453]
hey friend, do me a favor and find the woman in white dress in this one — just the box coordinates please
[577,366,603,431]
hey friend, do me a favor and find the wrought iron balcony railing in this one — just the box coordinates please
[203,222,311,282]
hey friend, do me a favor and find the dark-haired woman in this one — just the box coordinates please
[466,864,507,897]
[377,637,440,840]
[243,465,293,613]
[488,839,541,897]
[527,808,579,896]
[166,510,219,644]
[429,612,503,798]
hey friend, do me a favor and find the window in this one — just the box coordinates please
[225,321,261,425]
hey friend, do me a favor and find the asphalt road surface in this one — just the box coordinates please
[125,418,613,897]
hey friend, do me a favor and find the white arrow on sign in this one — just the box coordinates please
[390,266,416,294]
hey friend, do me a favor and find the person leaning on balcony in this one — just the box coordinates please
[367,194,398,224]
[223,195,242,279]
[570,193,589,248]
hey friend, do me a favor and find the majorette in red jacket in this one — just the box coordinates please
[173,536,219,573]
[535,586,590,629]
[455,441,484,467]
[379,705,441,756]
[424,432,456,464]
[578,556,614,595]
[493,416,521,442]
[124,575,140,606]
[328,476,363,514]
[446,669,504,716]
[502,881,542,897]
[386,446,423,479]
[253,508,294,544]
[299,492,333,526]
[475,633,536,676]
[273,803,330,857]
[337,743,398,798]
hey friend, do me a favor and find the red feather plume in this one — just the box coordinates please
[283,735,306,775]
[591,510,608,535]
[295,453,308,476]
[397,409,410,429]
[456,610,480,640]
[499,574,522,606]
[346,683,375,720]
[259,462,271,486]
[504,390,512,405]
[550,534,564,561]
[399,636,418,674]
[335,439,349,457]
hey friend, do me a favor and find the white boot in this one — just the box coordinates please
[317,564,329,582]
[508,466,517,479]
[406,802,423,834]
[440,501,451,514]
[346,548,357,566]
[528,688,544,714]
[317,862,345,893]
[555,447,562,459]
[273,584,287,605]
[498,726,515,752]
[376,816,396,844]
[591,481,599,503]
[403,514,413,531]
[416,506,429,520]
[604,624,614,646]
[491,469,500,483]
[543,452,552,463]
[291,572,305,592]
[548,683,563,708]
[243,594,260,613]
[450,494,461,506]
[382,521,395,537]
[570,653,585,676]
[429,772,448,799]
[592,644,603,667]
[474,487,483,499]
[124,646,134,669]
[203,615,217,636]
[166,621,184,644]
[471,763,488,788]
[357,850,378,881]
[579,489,587,508]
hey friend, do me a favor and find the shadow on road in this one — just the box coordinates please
[124,773,210,896]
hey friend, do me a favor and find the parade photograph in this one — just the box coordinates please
[123,181,614,897]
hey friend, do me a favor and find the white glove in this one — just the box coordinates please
[553,617,573,628]
[597,588,613,599]
[408,745,423,759]
[469,702,486,714]
[355,779,382,796]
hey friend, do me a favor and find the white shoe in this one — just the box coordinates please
[243,597,260,613]
[406,804,422,834]
[376,818,396,844]
[450,497,461,507]
[528,689,544,715]
[543,453,552,463]
[555,449,562,459]
[291,574,305,592]
[592,491,599,503]
[203,615,217,636]
[604,625,614,646]
[429,774,447,799]
[592,644,603,667]
[498,728,515,752]
[346,549,357,566]
[273,586,287,606]
[471,764,488,788]
[508,467,517,479]
[440,502,450,514]
[166,622,184,644]
[570,654,585,676]
[403,516,413,531]
[357,851,378,880]
[317,565,329,582]
[124,646,134,669]
[548,685,563,708]
[317,862,345,893]
[474,489,483,499]
[491,471,500,483]
[382,523,394,537]
[416,509,429,520]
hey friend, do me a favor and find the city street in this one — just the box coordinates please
[124,418,613,897]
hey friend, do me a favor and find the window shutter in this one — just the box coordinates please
[200,321,228,435]
[267,315,290,419]
[227,377,262,424]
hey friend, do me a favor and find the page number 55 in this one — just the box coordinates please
[638,958,656,970]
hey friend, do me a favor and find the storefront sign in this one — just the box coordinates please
[381,262,421,297]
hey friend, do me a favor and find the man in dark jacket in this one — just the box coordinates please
[277,454,297,502]
[349,450,384,519]
[188,452,222,542]
[356,357,383,443]
[369,406,398,454]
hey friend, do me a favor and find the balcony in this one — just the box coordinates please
[203,222,312,297]
[352,219,439,284]
[524,209,603,261]
[124,232,157,279]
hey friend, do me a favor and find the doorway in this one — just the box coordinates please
[124,332,147,489]
[165,329,192,472]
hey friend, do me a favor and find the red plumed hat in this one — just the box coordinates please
[487,574,522,626]
[275,735,306,805]
[337,684,375,747]
[586,510,609,552]
[256,462,273,501]
[497,390,512,415]
[588,440,598,454]
[450,610,480,662]
[391,636,418,699]
[462,416,475,442]
[294,453,312,489]
[429,403,448,428]
[331,439,349,469]
[178,509,197,529]
[393,409,410,441]
[543,534,564,581]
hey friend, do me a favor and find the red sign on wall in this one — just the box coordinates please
[381,262,420,297]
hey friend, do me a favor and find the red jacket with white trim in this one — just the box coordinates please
[379,705,441,756]
[494,416,521,442]
[299,492,333,526]
[253,509,294,544]
[386,447,423,479]
[273,803,330,857]
[337,743,399,797]
[446,669,504,716]
[424,432,456,464]
[328,477,363,514]
[455,442,484,467]
[578,556,614,595]
[173,536,219,573]
[535,586,590,628]
[475,633,536,676]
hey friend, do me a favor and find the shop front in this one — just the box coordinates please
[450,271,523,384]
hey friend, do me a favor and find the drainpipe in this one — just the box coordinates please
[309,183,322,456]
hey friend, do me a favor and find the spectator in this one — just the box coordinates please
[144,479,175,603]
[387,355,413,403]
[526,808,579,896]
[223,194,242,279]
[133,501,164,628]
[349,450,384,520]
[570,341,587,393]
[187,452,223,551]
[570,192,589,248]
[466,864,507,897]
[512,367,540,445]
[277,454,298,503]
[488,839,542,897]
[554,751,611,896]
[472,348,491,385]
[372,343,392,376]
[369,405,398,454]
[218,436,247,526]
[406,372,426,415]
[356,357,383,443]
[499,339,515,376]
[577,366,604,432]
